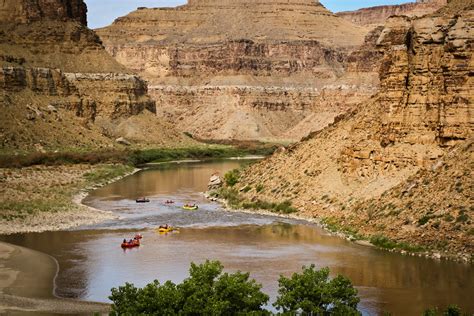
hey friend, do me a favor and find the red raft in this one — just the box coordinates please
[121,239,140,248]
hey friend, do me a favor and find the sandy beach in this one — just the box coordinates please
[0,241,110,314]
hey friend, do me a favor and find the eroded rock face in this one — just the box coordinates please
[236,2,473,258]
[151,84,376,140]
[337,0,447,27]
[97,0,374,141]
[0,0,87,25]
[64,73,156,120]
[0,0,189,151]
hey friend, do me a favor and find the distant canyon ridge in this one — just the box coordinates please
[96,0,446,142]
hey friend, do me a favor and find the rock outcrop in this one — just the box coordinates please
[0,0,87,25]
[97,0,375,141]
[0,0,191,151]
[337,0,447,27]
[234,0,473,259]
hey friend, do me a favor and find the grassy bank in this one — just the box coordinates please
[0,144,278,168]
[0,164,134,227]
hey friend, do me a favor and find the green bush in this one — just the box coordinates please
[241,199,297,214]
[110,260,269,315]
[274,265,361,315]
[423,305,466,316]
[217,187,242,208]
[224,169,241,187]
[418,214,434,226]
[370,235,397,249]
[256,184,265,193]
[370,235,424,252]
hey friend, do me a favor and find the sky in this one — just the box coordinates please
[85,0,411,29]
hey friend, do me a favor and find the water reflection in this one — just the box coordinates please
[1,160,473,315]
[3,224,473,315]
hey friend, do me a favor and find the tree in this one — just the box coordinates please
[274,265,361,315]
[109,260,269,315]
[423,305,465,316]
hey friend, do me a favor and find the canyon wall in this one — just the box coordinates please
[0,0,190,151]
[235,0,473,258]
[337,0,447,27]
[0,0,87,25]
[97,0,375,141]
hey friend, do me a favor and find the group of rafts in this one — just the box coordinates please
[136,197,199,211]
[121,199,199,248]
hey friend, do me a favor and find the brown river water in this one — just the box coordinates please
[1,160,473,315]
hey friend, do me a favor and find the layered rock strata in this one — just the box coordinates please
[235,0,473,258]
[0,0,189,151]
[97,0,374,141]
[0,0,87,25]
[337,0,447,27]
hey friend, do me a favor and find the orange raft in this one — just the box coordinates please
[121,239,140,248]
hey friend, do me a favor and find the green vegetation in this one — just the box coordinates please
[321,217,364,241]
[242,185,252,193]
[455,212,469,223]
[274,265,360,315]
[224,168,241,187]
[256,184,265,193]
[423,305,467,316]
[242,199,297,214]
[0,144,278,168]
[217,188,243,208]
[370,235,425,252]
[418,214,435,226]
[83,164,134,184]
[0,163,136,221]
[110,260,269,315]
[214,186,298,214]
[110,261,361,315]
[0,200,69,220]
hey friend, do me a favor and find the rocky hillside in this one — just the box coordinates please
[97,0,377,142]
[234,0,473,260]
[0,0,191,152]
[337,0,447,27]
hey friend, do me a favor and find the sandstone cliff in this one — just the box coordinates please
[0,0,191,151]
[234,0,473,259]
[0,0,87,25]
[337,0,447,27]
[97,0,375,141]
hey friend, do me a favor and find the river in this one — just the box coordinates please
[1,159,473,315]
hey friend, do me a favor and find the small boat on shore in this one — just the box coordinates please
[182,204,198,211]
[136,197,150,203]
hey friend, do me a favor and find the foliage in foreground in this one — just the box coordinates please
[423,305,468,316]
[274,265,360,315]
[109,260,269,315]
[109,261,469,315]
[109,261,361,315]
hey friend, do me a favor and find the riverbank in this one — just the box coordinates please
[0,143,278,168]
[0,164,137,235]
[207,192,471,264]
[0,241,109,314]
[0,144,277,234]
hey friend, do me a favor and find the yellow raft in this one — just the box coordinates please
[182,205,199,211]
[158,226,176,233]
